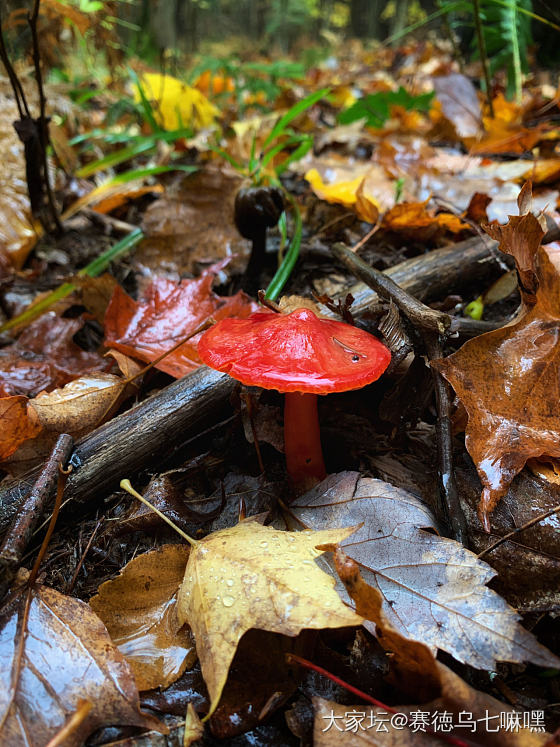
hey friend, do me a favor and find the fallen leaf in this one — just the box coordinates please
[0,584,163,747]
[29,372,129,437]
[90,545,196,691]
[484,181,544,298]
[0,395,42,460]
[104,270,257,378]
[183,702,204,746]
[432,73,482,140]
[136,169,250,277]
[134,72,219,131]
[0,312,108,398]
[288,472,560,671]
[176,520,363,716]
[434,208,560,525]
[382,200,470,240]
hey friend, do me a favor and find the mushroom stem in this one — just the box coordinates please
[284,392,326,492]
[244,228,267,292]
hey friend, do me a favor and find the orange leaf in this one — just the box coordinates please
[0,396,42,460]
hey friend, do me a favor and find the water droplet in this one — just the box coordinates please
[222,595,235,607]
[226,579,234,587]
[302,559,313,565]
[287,535,295,542]
[260,541,268,548]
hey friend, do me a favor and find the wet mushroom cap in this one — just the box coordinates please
[198,308,391,394]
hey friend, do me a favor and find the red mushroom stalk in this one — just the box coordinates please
[198,308,391,493]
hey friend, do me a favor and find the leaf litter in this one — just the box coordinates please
[0,29,560,747]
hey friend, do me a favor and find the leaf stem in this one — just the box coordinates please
[120,479,199,547]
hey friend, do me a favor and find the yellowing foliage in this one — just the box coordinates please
[135,72,219,131]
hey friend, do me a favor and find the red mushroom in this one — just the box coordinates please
[198,308,391,492]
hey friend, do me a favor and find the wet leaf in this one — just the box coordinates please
[90,545,196,691]
[289,472,560,671]
[0,395,42,460]
[0,584,163,747]
[0,312,108,398]
[435,202,560,525]
[29,372,128,437]
[177,520,363,716]
[104,270,256,378]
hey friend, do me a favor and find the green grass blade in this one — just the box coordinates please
[263,88,329,148]
[265,202,302,301]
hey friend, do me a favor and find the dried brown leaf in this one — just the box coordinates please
[0,395,42,460]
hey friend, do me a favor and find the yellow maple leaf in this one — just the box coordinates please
[135,72,219,131]
[176,520,363,717]
[305,167,381,213]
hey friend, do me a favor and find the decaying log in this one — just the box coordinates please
[0,368,235,534]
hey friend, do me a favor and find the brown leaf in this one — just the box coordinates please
[484,184,544,299]
[104,271,257,378]
[434,246,560,527]
[90,545,195,691]
[289,472,560,670]
[29,372,127,436]
[0,584,163,747]
[0,395,42,460]
[177,520,362,716]
[0,312,108,398]
[137,168,249,276]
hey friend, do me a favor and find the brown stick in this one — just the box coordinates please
[0,434,73,599]
[0,367,236,535]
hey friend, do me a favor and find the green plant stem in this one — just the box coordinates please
[473,0,495,116]
[508,0,523,104]
[0,228,143,333]
[265,200,302,302]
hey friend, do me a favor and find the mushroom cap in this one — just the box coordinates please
[198,308,391,394]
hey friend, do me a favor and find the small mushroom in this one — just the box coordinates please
[198,307,391,492]
[234,185,284,293]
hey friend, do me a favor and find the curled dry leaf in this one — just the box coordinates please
[104,270,257,378]
[29,372,128,436]
[0,395,42,460]
[0,584,163,747]
[90,545,196,692]
[176,520,363,717]
[289,472,560,671]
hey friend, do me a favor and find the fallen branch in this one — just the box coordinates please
[0,368,235,534]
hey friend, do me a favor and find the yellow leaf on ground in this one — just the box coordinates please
[135,72,219,132]
[176,520,362,717]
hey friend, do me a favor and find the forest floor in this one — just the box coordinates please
[0,31,559,747]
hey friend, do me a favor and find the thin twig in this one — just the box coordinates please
[0,434,73,600]
[0,5,30,119]
[477,505,560,560]
[331,242,469,544]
